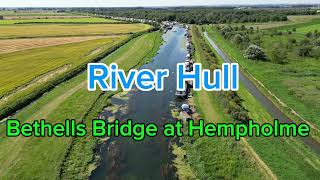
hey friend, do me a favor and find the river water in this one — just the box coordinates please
[90,26,187,180]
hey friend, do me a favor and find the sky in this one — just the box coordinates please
[0,0,319,7]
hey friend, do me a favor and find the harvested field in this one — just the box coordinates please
[0,35,128,98]
[3,15,89,20]
[0,35,117,54]
[0,24,151,39]
[0,17,121,24]
[287,15,320,22]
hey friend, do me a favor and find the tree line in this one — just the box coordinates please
[75,7,317,24]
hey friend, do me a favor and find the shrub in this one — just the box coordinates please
[271,44,288,64]
[311,46,320,59]
[300,38,311,46]
[298,46,312,57]
[314,38,320,46]
[232,34,244,45]
[245,44,267,61]
[306,31,313,38]
[288,38,297,44]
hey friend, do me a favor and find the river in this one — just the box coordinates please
[90,26,187,180]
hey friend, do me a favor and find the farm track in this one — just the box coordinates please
[0,35,118,54]
[203,31,320,154]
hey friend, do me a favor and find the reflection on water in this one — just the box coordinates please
[91,26,187,180]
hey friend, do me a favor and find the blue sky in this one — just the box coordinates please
[0,0,319,7]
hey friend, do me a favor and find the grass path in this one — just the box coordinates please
[185,25,268,179]
[241,139,277,180]
[31,82,86,119]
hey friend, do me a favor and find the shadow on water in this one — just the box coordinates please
[90,26,188,180]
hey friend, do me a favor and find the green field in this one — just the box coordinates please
[204,23,320,133]
[183,25,320,180]
[0,31,162,179]
[0,17,121,24]
[235,15,320,29]
[0,24,150,39]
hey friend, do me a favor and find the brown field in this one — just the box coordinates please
[0,24,151,39]
[3,15,89,20]
[287,15,320,22]
[0,36,116,54]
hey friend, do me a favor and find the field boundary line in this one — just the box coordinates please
[242,139,278,180]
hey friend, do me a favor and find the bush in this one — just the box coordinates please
[306,31,313,38]
[232,34,244,45]
[314,38,320,46]
[288,38,297,44]
[245,44,267,61]
[271,44,288,64]
[298,46,312,57]
[300,38,311,46]
[311,46,320,59]
[0,16,3,20]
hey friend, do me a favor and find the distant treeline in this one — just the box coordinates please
[75,7,317,24]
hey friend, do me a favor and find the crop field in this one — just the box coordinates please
[0,32,162,179]
[0,9,152,121]
[0,24,151,39]
[0,17,121,24]
[0,36,128,97]
[3,15,89,19]
[0,35,118,54]
[0,10,74,16]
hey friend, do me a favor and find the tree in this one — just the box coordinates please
[245,44,267,61]
[298,46,312,57]
[271,44,288,64]
[306,31,313,38]
[232,34,244,45]
[0,16,3,20]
